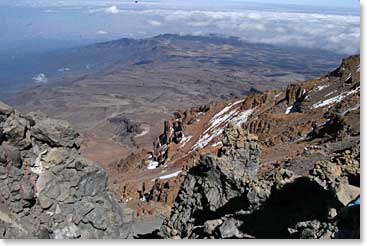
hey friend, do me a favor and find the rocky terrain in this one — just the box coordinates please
[0,102,135,239]
[106,55,360,239]
[155,55,360,239]
[0,54,360,239]
[4,34,343,168]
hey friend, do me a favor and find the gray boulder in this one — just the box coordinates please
[0,101,132,239]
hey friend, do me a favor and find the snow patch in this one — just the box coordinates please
[159,170,182,180]
[180,135,192,147]
[324,90,337,98]
[192,128,224,150]
[285,105,293,114]
[204,109,238,135]
[315,84,328,91]
[204,100,244,135]
[212,141,223,147]
[342,104,360,115]
[147,160,159,170]
[345,73,352,82]
[31,148,48,175]
[312,86,360,109]
[231,109,254,125]
[192,99,250,150]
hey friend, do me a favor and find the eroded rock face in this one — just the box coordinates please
[152,115,185,166]
[0,102,132,239]
[160,125,263,238]
[159,121,359,239]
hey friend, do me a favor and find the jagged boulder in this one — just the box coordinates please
[159,121,359,239]
[160,125,262,238]
[0,102,132,239]
[30,116,80,148]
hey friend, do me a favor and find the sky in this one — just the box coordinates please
[233,0,359,8]
[0,0,360,56]
[0,0,360,8]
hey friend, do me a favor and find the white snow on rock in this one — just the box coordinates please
[147,160,159,170]
[31,148,48,175]
[204,109,238,135]
[342,104,360,115]
[212,141,223,147]
[204,99,244,135]
[159,170,182,180]
[345,73,352,82]
[312,86,360,109]
[180,135,192,147]
[231,109,254,126]
[192,128,224,150]
[324,90,337,98]
[316,84,328,91]
[192,100,255,150]
[285,105,293,114]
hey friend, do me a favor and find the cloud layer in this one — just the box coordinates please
[136,9,359,54]
[3,1,359,55]
[88,5,122,14]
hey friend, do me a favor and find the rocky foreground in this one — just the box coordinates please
[0,102,134,238]
[0,55,360,239]
[158,124,359,239]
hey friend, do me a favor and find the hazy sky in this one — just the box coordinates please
[235,0,359,8]
[0,0,360,8]
[0,0,360,55]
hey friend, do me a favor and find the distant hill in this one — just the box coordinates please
[0,34,343,97]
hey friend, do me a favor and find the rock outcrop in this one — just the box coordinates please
[160,125,264,238]
[0,102,132,239]
[152,115,185,165]
[160,122,360,238]
[108,115,143,145]
[158,55,360,239]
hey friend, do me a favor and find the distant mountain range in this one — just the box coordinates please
[0,34,344,95]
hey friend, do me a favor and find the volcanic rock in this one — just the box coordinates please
[0,102,132,239]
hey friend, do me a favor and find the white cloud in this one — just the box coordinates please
[104,5,120,14]
[97,30,108,35]
[12,1,359,55]
[130,9,359,54]
[88,5,121,14]
[32,73,48,83]
[147,20,162,27]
